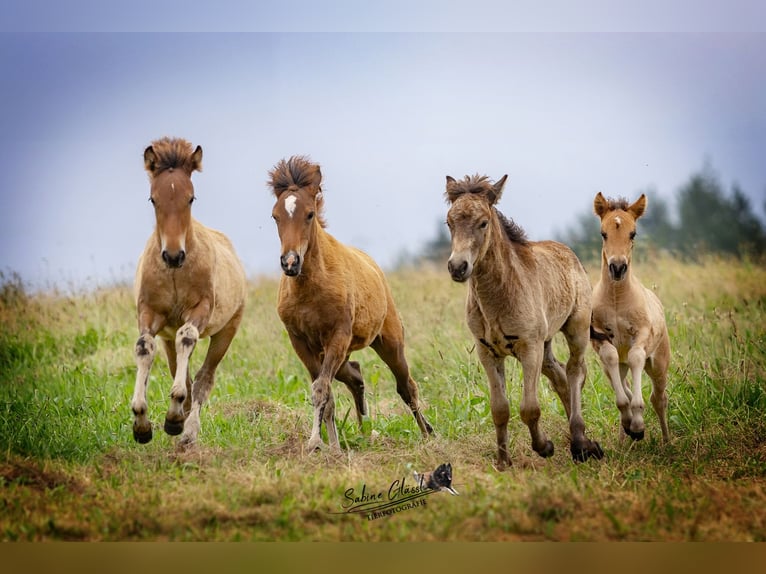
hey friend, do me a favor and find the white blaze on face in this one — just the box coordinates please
[614,216,622,227]
[284,194,298,218]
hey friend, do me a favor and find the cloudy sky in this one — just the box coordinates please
[1,4,765,290]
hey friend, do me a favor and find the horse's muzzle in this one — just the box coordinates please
[281,251,301,276]
[608,261,628,281]
[162,250,186,268]
[447,259,470,282]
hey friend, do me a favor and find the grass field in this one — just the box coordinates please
[1,253,765,541]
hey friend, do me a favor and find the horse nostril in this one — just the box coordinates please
[281,252,301,276]
[448,259,468,280]
[161,250,185,268]
[609,262,627,279]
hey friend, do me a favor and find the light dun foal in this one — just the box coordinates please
[591,192,670,443]
[131,137,246,447]
[445,174,603,469]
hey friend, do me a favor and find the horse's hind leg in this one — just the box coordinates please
[645,337,670,443]
[371,332,433,438]
[335,360,368,426]
[179,307,243,447]
[541,340,571,418]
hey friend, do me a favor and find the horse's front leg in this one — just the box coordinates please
[595,340,635,439]
[307,336,349,453]
[131,307,165,443]
[518,341,554,458]
[179,306,244,447]
[476,345,511,469]
[164,322,199,436]
[132,331,157,443]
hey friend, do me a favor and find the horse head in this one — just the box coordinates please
[268,156,325,277]
[144,138,202,269]
[444,173,508,282]
[594,192,646,282]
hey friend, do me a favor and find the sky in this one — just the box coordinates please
[1,4,765,291]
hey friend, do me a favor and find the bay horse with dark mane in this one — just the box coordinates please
[131,137,246,447]
[591,192,670,443]
[445,174,603,469]
[268,156,433,452]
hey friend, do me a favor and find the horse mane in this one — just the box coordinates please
[495,208,529,245]
[145,137,201,175]
[444,174,494,202]
[603,196,631,211]
[268,155,326,227]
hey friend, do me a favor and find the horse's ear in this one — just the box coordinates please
[190,145,203,173]
[628,194,647,220]
[593,192,608,218]
[144,146,157,174]
[488,174,508,205]
[444,175,457,203]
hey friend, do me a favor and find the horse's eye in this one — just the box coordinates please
[149,197,155,205]
[601,231,607,240]
[307,211,315,221]
[272,214,279,223]
[629,231,636,240]
[189,196,196,205]
[479,221,488,229]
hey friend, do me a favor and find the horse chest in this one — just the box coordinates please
[594,309,639,354]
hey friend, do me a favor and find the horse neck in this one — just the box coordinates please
[297,223,332,283]
[470,220,527,301]
[599,249,640,301]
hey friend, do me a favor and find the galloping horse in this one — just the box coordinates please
[591,192,670,442]
[268,156,433,452]
[445,174,603,469]
[131,137,246,447]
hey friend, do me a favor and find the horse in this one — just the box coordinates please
[590,192,670,442]
[445,174,603,469]
[131,137,247,447]
[268,155,433,452]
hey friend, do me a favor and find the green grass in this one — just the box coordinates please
[1,256,765,540]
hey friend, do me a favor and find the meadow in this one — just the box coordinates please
[1,253,765,541]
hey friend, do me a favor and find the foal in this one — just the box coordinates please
[131,137,247,447]
[591,192,670,442]
[268,156,433,452]
[445,174,603,468]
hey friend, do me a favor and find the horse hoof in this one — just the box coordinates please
[592,441,605,459]
[536,440,555,458]
[572,441,605,462]
[133,426,153,444]
[164,419,184,436]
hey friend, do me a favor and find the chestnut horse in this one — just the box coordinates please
[131,137,246,447]
[268,156,433,452]
[445,174,603,469]
[591,192,670,442]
